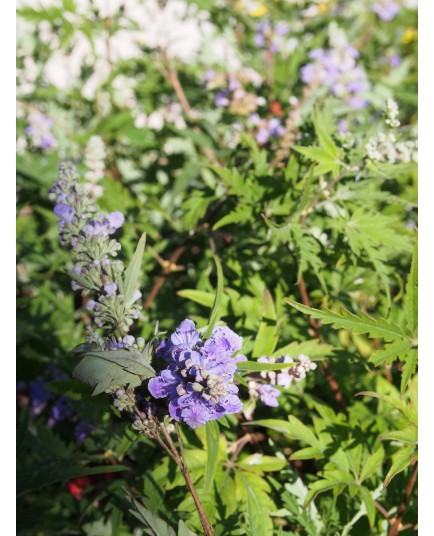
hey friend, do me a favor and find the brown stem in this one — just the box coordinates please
[143,200,227,310]
[165,58,192,116]
[175,424,214,536]
[143,245,186,310]
[389,462,418,536]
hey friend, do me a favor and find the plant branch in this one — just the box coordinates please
[389,462,418,536]
[175,423,214,536]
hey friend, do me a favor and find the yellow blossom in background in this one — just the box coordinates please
[236,0,267,17]
[402,27,418,44]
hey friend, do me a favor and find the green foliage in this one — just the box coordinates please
[73,348,155,395]
[16,0,418,533]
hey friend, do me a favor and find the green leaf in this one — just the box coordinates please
[369,340,413,366]
[384,446,417,488]
[290,447,324,461]
[243,477,271,536]
[203,421,220,492]
[401,349,418,392]
[313,105,338,158]
[359,447,384,482]
[73,349,155,395]
[359,486,376,527]
[129,496,176,536]
[284,298,410,342]
[236,360,297,372]
[44,380,93,400]
[123,232,146,303]
[176,289,215,308]
[238,454,287,472]
[248,417,322,450]
[252,289,278,357]
[178,520,197,536]
[382,427,417,445]
[203,255,224,339]
[404,239,418,334]
[213,206,252,230]
[17,461,128,497]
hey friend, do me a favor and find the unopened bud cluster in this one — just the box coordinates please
[49,162,143,334]
[247,354,317,407]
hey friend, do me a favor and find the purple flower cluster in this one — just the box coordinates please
[248,355,317,408]
[255,20,291,54]
[248,114,286,145]
[25,112,56,149]
[372,1,401,21]
[148,320,243,428]
[301,47,370,109]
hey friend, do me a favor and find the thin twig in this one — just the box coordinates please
[175,423,214,536]
[389,462,418,536]
[143,246,185,310]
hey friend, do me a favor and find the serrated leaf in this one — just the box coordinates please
[313,106,338,158]
[401,349,418,392]
[384,445,417,488]
[73,349,155,395]
[212,205,252,230]
[404,239,418,334]
[204,420,219,492]
[369,340,413,366]
[203,255,224,339]
[284,298,410,342]
[248,417,322,450]
[129,497,176,536]
[382,427,417,445]
[359,447,384,482]
[123,232,146,303]
[240,474,273,536]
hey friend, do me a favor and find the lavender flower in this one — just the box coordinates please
[29,379,52,417]
[301,45,370,109]
[48,397,73,427]
[148,320,243,428]
[372,1,401,21]
[254,20,292,55]
[249,116,286,145]
[75,420,94,442]
[25,112,56,149]
[248,355,317,408]
[49,163,141,333]
[258,385,280,407]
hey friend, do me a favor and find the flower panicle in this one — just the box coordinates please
[49,162,142,334]
[148,319,244,428]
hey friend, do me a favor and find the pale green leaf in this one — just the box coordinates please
[359,486,376,527]
[404,239,418,334]
[203,420,220,492]
[123,233,146,303]
[203,255,224,339]
[401,349,418,392]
